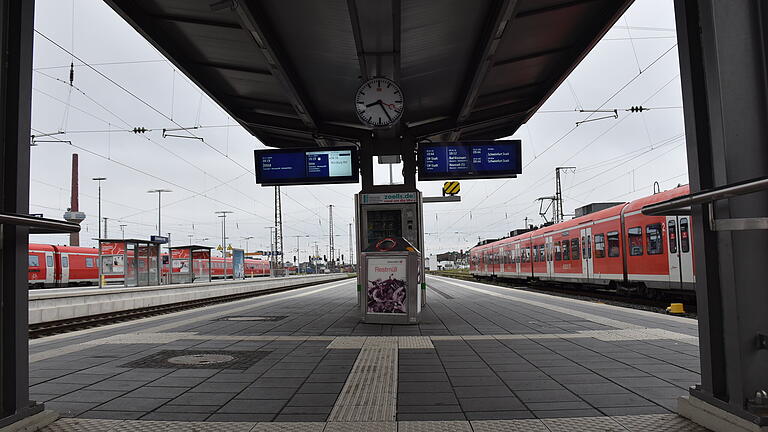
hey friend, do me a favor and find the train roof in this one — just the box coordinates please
[622,184,689,213]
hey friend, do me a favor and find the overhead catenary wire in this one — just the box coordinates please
[437,44,680,234]
[34,31,337,230]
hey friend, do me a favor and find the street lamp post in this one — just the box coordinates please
[92,177,107,239]
[147,189,172,236]
[242,236,254,254]
[216,211,233,278]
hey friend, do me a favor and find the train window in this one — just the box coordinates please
[582,236,586,258]
[86,257,94,267]
[46,256,53,267]
[533,246,538,262]
[571,238,580,260]
[668,220,678,254]
[539,246,545,262]
[646,223,664,255]
[594,234,605,258]
[561,240,570,260]
[607,231,620,257]
[62,256,69,267]
[628,226,643,256]
[587,235,592,259]
[554,243,561,261]
[28,255,39,267]
[680,218,690,253]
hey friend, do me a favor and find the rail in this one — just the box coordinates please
[0,212,80,234]
[642,175,768,231]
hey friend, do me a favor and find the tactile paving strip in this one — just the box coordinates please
[326,336,367,349]
[397,421,472,432]
[327,346,397,422]
[250,422,325,431]
[543,416,627,432]
[612,414,710,431]
[324,421,396,432]
[109,420,254,431]
[471,419,549,432]
[397,336,434,349]
[38,415,708,431]
[39,418,124,432]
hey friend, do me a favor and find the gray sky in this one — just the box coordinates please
[29,0,685,260]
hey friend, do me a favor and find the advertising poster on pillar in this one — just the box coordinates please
[367,257,407,314]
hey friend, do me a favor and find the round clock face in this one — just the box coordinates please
[355,77,404,128]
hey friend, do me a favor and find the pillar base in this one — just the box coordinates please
[679,395,768,432]
[0,409,58,432]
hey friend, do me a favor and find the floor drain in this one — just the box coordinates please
[167,354,235,366]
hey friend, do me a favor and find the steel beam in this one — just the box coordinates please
[233,1,327,146]
[347,0,369,81]
[0,0,39,427]
[674,0,768,426]
[450,0,518,141]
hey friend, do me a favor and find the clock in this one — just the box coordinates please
[355,77,404,128]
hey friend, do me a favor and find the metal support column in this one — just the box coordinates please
[0,0,40,427]
[675,0,768,426]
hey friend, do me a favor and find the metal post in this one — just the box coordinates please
[92,177,106,240]
[328,204,334,271]
[674,0,768,427]
[215,211,232,278]
[147,189,172,236]
[103,217,108,238]
[119,224,127,239]
[0,0,39,426]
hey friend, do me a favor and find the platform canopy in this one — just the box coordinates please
[105,0,632,149]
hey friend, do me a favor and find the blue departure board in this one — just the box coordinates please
[418,140,522,180]
[255,147,359,186]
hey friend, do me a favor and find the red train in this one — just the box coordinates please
[469,185,695,298]
[28,244,271,288]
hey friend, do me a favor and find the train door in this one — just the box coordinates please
[514,243,521,275]
[545,237,554,279]
[44,252,55,286]
[667,216,694,289]
[59,253,70,286]
[580,227,592,282]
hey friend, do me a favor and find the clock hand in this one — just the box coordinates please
[378,101,393,122]
[366,99,383,108]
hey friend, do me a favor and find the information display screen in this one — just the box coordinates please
[418,140,522,180]
[255,147,359,185]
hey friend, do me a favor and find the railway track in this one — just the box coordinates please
[430,271,697,318]
[29,275,354,339]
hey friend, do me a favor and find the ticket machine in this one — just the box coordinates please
[355,190,425,323]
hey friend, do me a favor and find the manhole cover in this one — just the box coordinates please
[167,354,235,366]
[121,349,271,370]
[219,316,287,322]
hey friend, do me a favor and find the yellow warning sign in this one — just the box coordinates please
[443,181,460,196]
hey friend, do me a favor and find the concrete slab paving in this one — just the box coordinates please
[31,276,707,430]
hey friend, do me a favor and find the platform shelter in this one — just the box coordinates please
[169,245,213,284]
[98,239,162,288]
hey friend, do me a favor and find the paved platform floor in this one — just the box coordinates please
[29,275,707,431]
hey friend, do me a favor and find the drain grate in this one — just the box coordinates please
[121,350,270,370]
[218,315,288,322]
